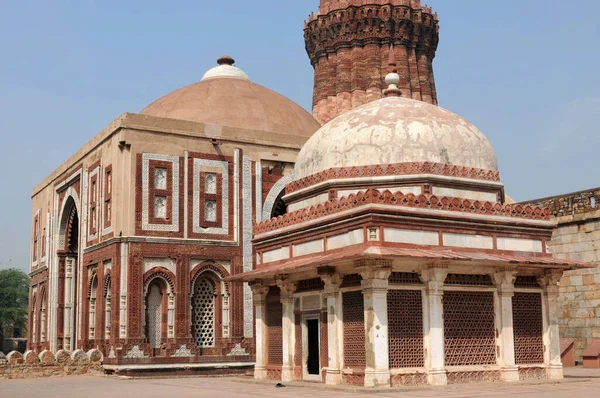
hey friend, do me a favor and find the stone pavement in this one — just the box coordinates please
[3,368,600,398]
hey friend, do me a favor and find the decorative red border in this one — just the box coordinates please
[285,162,501,196]
[256,189,550,235]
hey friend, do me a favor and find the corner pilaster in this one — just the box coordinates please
[250,282,270,380]
[276,278,298,383]
[420,266,448,386]
[539,270,564,380]
[358,260,392,388]
[320,270,342,385]
[492,270,519,382]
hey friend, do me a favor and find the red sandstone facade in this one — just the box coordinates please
[305,0,439,124]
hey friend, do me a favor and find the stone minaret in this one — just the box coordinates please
[305,0,439,125]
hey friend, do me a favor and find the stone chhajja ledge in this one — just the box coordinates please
[256,189,550,234]
[0,349,103,379]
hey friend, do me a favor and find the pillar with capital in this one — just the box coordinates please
[420,266,448,386]
[539,270,564,380]
[320,269,343,385]
[493,270,519,382]
[358,261,392,388]
[250,282,270,380]
[276,278,297,383]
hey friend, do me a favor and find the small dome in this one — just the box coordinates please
[141,57,320,137]
[293,96,498,181]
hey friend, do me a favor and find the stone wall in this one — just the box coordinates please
[0,349,103,379]
[525,187,600,361]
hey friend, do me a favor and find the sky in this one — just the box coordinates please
[0,0,599,272]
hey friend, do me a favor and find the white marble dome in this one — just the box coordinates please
[293,96,498,181]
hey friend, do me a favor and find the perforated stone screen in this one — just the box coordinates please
[443,291,496,366]
[266,289,283,365]
[193,278,215,348]
[388,290,424,368]
[147,284,162,349]
[342,291,365,367]
[513,292,544,364]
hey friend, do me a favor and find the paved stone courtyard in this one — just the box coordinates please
[3,368,600,398]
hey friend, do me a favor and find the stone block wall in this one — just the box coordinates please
[0,349,103,379]
[526,188,600,361]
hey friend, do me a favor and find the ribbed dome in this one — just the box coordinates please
[141,57,320,137]
[293,96,498,181]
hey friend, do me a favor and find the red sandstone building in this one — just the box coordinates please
[27,0,593,384]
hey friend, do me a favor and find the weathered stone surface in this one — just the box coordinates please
[55,350,70,364]
[38,350,55,364]
[87,349,103,363]
[527,188,600,361]
[23,351,39,365]
[71,349,87,362]
[7,351,23,365]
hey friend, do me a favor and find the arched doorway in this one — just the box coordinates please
[56,196,80,351]
[144,276,174,353]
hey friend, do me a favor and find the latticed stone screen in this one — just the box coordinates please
[514,276,541,289]
[513,292,544,364]
[341,274,362,288]
[321,312,329,368]
[388,290,424,368]
[443,291,496,366]
[389,272,422,285]
[342,291,365,367]
[192,278,215,347]
[266,289,283,365]
[445,274,493,287]
[296,278,325,293]
[147,284,162,349]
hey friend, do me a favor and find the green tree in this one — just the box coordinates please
[0,268,30,344]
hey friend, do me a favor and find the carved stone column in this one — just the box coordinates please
[493,271,519,382]
[539,270,564,380]
[250,283,270,380]
[277,279,298,383]
[359,262,392,388]
[320,271,342,385]
[420,267,448,386]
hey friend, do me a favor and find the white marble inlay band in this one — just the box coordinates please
[443,232,493,250]
[384,228,439,246]
[262,247,290,264]
[327,229,365,250]
[497,237,543,253]
[242,155,253,338]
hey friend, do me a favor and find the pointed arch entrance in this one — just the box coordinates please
[56,195,80,351]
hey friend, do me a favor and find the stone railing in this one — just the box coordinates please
[0,349,103,379]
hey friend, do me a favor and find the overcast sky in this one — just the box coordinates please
[1,0,598,272]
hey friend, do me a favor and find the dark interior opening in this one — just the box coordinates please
[307,319,320,375]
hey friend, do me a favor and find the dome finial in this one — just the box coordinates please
[217,55,235,66]
[383,44,402,98]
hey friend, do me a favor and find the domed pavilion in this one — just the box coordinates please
[232,54,589,387]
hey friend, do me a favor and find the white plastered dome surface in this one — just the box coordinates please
[293,96,498,181]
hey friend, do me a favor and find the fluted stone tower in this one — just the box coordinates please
[305,0,439,125]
